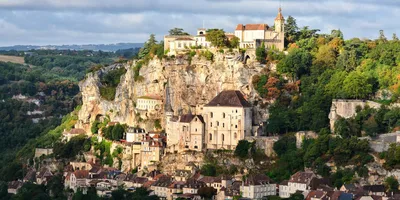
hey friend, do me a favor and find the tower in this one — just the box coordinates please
[165,81,174,119]
[274,7,285,33]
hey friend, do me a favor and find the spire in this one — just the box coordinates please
[164,81,174,113]
[275,7,284,21]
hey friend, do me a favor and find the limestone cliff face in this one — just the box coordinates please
[77,50,268,132]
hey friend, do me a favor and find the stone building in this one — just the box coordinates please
[136,96,163,112]
[140,136,164,170]
[167,114,205,152]
[203,90,252,150]
[234,7,285,50]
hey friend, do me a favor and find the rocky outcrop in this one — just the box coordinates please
[77,50,268,132]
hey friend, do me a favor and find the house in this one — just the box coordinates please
[240,174,277,199]
[141,137,164,169]
[126,127,146,143]
[173,169,193,182]
[67,170,89,192]
[62,128,86,142]
[362,185,386,196]
[340,183,359,193]
[203,90,253,150]
[279,180,290,198]
[7,180,23,194]
[166,181,185,200]
[234,7,285,50]
[183,178,207,196]
[288,171,316,195]
[36,168,53,185]
[124,175,148,189]
[151,176,174,199]
[166,113,205,152]
[136,96,163,112]
[216,180,242,200]
[23,168,36,183]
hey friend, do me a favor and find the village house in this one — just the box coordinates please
[166,113,205,152]
[279,180,290,198]
[182,178,207,196]
[140,137,164,170]
[151,176,174,199]
[36,168,53,185]
[166,181,185,200]
[240,174,277,199]
[66,170,89,192]
[62,128,86,142]
[215,181,242,200]
[203,90,253,150]
[124,175,148,189]
[7,181,23,194]
[136,96,163,112]
[288,171,317,195]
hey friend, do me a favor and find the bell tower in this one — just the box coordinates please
[274,7,285,33]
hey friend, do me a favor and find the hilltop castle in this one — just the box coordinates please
[164,7,285,55]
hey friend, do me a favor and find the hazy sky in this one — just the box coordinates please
[0,0,399,46]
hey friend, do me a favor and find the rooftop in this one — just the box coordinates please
[205,90,251,107]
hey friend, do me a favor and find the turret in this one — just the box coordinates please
[274,7,285,33]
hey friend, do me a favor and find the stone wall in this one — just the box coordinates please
[34,148,53,158]
[245,136,279,157]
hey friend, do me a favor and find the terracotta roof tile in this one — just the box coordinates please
[235,24,269,31]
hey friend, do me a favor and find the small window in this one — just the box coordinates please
[222,113,226,118]
[210,112,213,118]
[222,134,225,141]
[236,110,238,113]
[235,125,238,128]
[222,123,225,128]
[210,122,213,127]
[209,134,212,141]
[217,121,219,126]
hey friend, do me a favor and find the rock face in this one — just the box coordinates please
[77,50,268,132]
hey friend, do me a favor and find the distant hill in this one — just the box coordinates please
[0,43,144,52]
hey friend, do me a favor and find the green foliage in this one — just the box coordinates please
[99,67,126,101]
[139,34,157,59]
[385,176,399,192]
[72,187,100,200]
[154,119,162,130]
[384,143,400,169]
[102,124,125,141]
[91,120,101,134]
[53,134,91,159]
[198,187,217,199]
[200,50,214,61]
[200,164,217,176]
[277,48,312,81]
[205,29,228,48]
[343,71,373,99]
[289,193,304,200]
[234,140,256,159]
[256,42,266,63]
[330,169,355,189]
[229,36,240,48]
[169,28,189,36]
[13,183,50,200]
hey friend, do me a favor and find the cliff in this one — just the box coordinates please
[76,50,269,132]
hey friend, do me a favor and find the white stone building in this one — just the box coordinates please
[203,90,253,150]
[234,8,285,50]
[288,171,316,195]
[136,96,163,112]
[240,174,277,199]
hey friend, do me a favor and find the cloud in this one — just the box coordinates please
[0,0,398,46]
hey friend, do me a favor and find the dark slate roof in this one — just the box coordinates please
[179,114,205,123]
[205,90,251,107]
[243,174,274,186]
[363,185,385,193]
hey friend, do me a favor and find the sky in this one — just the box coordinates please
[0,0,399,46]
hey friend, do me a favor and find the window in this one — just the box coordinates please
[209,133,212,141]
[236,109,238,113]
[234,132,237,139]
[222,134,225,141]
[217,121,219,126]
[222,123,225,128]
[222,113,226,118]
[210,112,213,118]
[210,122,213,127]
[235,125,238,128]
[195,128,197,132]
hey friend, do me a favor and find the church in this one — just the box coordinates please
[234,7,285,51]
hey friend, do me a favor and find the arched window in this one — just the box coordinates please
[209,133,212,141]
[234,132,237,139]
[235,125,238,128]
[236,109,238,113]
[222,113,226,118]
[210,112,214,118]
[217,121,219,126]
[222,134,225,141]
[222,123,225,128]
[210,122,213,127]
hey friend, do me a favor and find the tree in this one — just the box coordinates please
[256,42,267,63]
[168,28,189,36]
[313,45,337,69]
[393,33,399,41]
[91,120,100,134]
[234,140,252,159]
[229,36,240,48]
[277,48,313,81]
[285,16,299,43]
[139,34,158,59]
[331,29,344,39]
[200,164,216,176]
[385,176,399,192]
[206,29,227,48]
[343,71,373,99]
[111,124,124,141]
[289,193,304,200]
[46,175,66,199]
[198,187,217,199]
[379,30,387,43]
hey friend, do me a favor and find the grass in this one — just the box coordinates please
[0,55,25,65]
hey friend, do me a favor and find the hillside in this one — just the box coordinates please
[0,55,25,64]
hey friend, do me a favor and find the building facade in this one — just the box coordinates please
[203,90,252,150]
[136,96,163,112]
[234,8,285,51]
